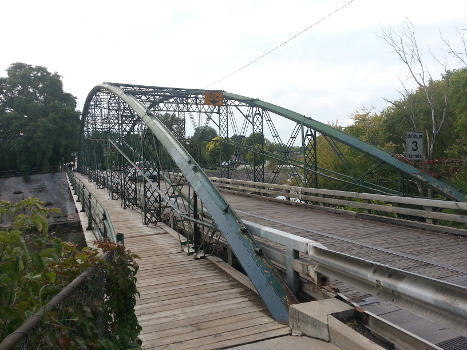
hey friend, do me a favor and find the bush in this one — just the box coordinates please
[0,198,141,348]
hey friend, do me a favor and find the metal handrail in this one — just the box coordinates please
[0,171,120,349]
[0,266,100,350]
[244,220,467,333]
[65,168,117,243]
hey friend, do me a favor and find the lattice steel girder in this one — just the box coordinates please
[82,84,294,323]
[224,92,465,202]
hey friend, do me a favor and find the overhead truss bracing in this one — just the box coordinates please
[84,82,464,201]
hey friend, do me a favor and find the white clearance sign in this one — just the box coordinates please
[406,132,425,160]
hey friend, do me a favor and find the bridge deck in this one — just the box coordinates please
[220,191,466,344]
[221,192,466,288]
[75,174,290,350]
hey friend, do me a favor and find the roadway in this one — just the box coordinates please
[220,191,467,346]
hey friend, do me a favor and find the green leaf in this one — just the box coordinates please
[45,272,56,283]
[39,248,55,258]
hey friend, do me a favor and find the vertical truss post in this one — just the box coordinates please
[156,137,162,222]
[109,149,114,198]
[219,105,230,178]
[252,108,264,183]
[301,123,318,188]
[86,193,93,231]
[141,131,147,225]
[118,153,124,201]
[193,192,200,252]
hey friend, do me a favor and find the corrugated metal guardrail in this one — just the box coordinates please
[244,220,467,333]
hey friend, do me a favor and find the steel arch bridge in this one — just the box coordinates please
[78,82,465,322]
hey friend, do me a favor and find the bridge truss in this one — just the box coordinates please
[78,83,464,322]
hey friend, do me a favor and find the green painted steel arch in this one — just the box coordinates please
[80,83,293,323]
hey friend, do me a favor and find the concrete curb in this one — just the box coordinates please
[328,316,385,350]
[290,298,385,349]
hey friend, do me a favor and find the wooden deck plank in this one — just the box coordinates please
[142,312,275,342]
[74,174,288,350]
[138,300,265,328]
[146,323,290,350]
[139,305,266,332]
[180,327,291,350]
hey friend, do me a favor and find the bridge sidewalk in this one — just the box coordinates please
[73,174,293,350]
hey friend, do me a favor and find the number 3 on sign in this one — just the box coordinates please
[406,132,424,160]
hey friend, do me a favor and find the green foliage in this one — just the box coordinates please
[158,112,186,142]
[244,133,265,166]
[96,241,141,349]
[205,136,234,164]
[382,68,466,161]
[0,63,80,175]
[313,69,466,194]
[187,126,218,167]
[0,198,141,349]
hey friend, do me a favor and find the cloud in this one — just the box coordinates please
[1,0,465,135]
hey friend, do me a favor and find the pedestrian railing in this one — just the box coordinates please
[66,168,117,243]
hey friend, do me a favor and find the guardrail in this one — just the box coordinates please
[66,169,117,243]
[243,220,467,334]
[211,177,467,232]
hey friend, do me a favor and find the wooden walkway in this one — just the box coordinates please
[74,174,290,350]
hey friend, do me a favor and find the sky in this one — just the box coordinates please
[1,0,466,136]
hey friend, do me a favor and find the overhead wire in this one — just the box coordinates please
[204,0,357,89]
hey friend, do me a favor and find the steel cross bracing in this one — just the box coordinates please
[80,83,297,323]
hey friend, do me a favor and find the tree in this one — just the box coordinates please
[205,136,234,165]
[187,126,218,167]
[244,133,265,166]
[381,21,466,160]
[158,112,185,142]
[0,63,80,175]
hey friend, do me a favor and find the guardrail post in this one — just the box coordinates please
[72,180,77,195]
[86,193,93,231]
[80,185,86,212]
[116,233,124,245]
[286,248,300,294]
[424,206,433,224]
[193,192,200,252]
[102,212,108,240]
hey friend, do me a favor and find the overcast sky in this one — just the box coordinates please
[1,0,465,133]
